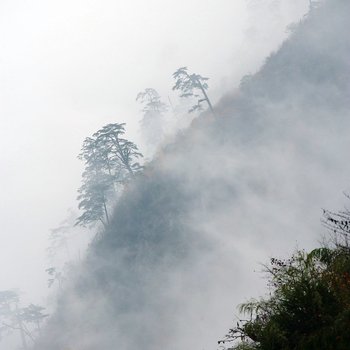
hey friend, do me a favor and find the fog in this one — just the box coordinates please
[0,0,335,349]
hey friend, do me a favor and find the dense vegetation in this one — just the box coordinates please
[220,242,350,349]
[220,202,350,350]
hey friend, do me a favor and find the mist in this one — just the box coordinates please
[2,0,347,349]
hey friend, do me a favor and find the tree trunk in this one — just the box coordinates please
[15,303,28,350]
[103,198,110,225]
[197,79,217,119]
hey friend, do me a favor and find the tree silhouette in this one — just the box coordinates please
[0,290,48,349]
[46,267,64,289]
[136,88,168,149]
[172,67,215,117]
[47,209,77,261]
[76,123,143,227]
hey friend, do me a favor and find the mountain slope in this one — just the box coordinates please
[35,1,350,349]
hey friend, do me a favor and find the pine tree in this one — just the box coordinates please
[136,88,168,150]
[76,123,143,227]
[172,67,215,117]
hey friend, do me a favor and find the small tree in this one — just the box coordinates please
[172,67,215,117]
[47,209,78,261]
[136,88,168,149]
[20,304,48,333]
[0,290,48,348]
[76,123,143,227]
[136,88,167,115]
[0,290,23,346]
[322,202,350,249]
[309,0,322,11]
[46,267,64,289]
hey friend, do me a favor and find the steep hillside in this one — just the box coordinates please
[34,1,350,349]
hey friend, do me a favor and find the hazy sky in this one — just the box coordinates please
[0,0,308,310]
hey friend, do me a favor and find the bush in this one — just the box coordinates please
[220,241,350,350]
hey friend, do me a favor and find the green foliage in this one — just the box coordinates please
[76,123,143,227]
[221,243,350,350]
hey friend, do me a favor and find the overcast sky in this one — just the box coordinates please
[0,0,308,310]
